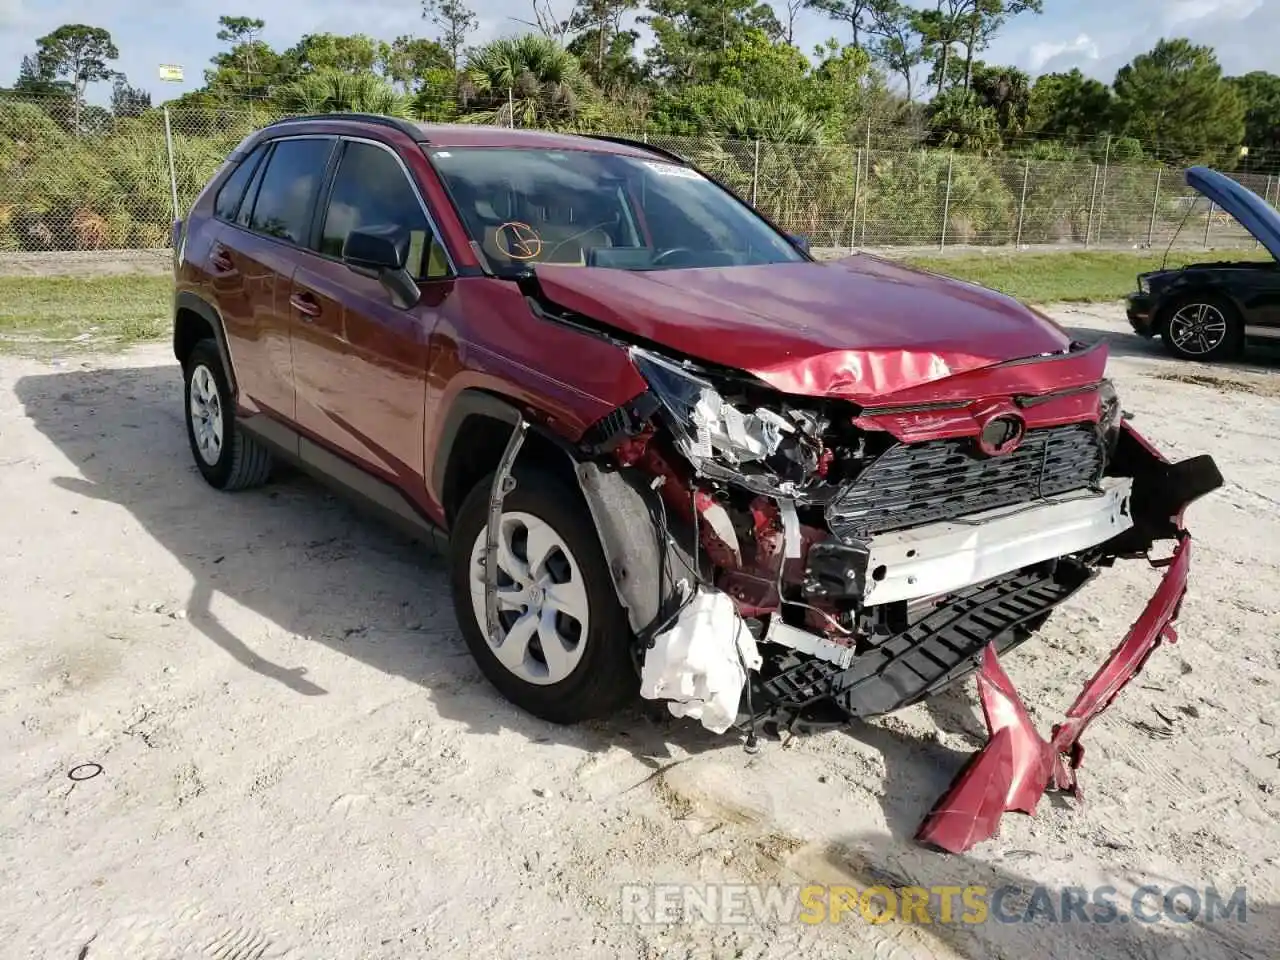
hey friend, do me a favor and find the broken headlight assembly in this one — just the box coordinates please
[628,347,830,498]
[1098,377,1123,455]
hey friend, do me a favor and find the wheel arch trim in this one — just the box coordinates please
[174,292,238,396]
[435,388,678,639]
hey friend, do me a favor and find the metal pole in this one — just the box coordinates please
[940,152,954,251]
[1203,200,1214,249]
[751,139,761,207]
[859,149,870,246]
[851,148,862,252]
[1257,174,1273,250]
[1146,167,1161,248]
[1015,156,1029,248]
[1096,134,1111,245]
[163,106,181,227]
[508,87,515,128]
[1084,164,1100,249]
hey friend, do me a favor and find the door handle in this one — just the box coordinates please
[289,291,321,319]
[210,248,234,273]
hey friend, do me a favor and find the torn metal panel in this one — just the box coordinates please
[764,618,855,669]
[916,537,1195,854]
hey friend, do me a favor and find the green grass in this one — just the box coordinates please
[903,249,1272,303]
[0,274,172,353]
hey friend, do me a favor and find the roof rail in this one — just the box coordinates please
[266,113,428,142]
[583,134,689,165]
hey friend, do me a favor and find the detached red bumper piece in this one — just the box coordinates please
[916,538,1192,853]
[916,422,1223,854]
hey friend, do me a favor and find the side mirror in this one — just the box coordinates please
[344,224,408,273]
[789,233,810,253]
[343,225,419,308]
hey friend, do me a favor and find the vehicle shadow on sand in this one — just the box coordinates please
[16,362,1036,841]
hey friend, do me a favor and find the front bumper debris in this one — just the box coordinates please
[916,535,1194,853]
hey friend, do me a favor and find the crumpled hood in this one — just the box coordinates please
[534,255,1074,401]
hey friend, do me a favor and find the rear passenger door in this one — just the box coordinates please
[208,135,336,429]
[289,137,454,503]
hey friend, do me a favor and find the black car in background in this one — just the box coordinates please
[1127,166,1280,362]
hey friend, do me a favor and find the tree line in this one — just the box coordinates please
[3,4,1278,169]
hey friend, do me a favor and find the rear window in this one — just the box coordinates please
[213,145,266,222]
[246,137,334,246]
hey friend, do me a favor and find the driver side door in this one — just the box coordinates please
[290,137,454,507]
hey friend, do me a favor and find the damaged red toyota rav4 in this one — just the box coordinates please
[172,116,1222,852]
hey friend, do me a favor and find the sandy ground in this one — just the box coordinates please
[2,303,1279,959]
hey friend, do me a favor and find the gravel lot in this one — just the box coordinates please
[1,304,1278,959]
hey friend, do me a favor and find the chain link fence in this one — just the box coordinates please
[1,92,1277,256]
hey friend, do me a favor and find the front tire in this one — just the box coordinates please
[449,465,636,724]
[183,339,273,491]
[1160,294,1242,362]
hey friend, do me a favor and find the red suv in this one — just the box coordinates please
[173,114,1221,850]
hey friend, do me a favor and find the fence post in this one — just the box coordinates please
[1084,164,1100,249]
[851,148,862,252]
[860,150,871,246]
[1203,200,1214,249]
[1096,134,1111,246]
[163,106,181,228]
[940,152,954,251]
[1015,157,1030,248]
[1146,167,1161,248]
[1258,174,1273,249]
[751,139,761,207]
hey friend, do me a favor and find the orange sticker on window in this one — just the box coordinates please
[495,221,543,260]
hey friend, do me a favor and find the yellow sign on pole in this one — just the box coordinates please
[158,64,185,82]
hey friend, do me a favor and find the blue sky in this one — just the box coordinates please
[1,0,1274,104]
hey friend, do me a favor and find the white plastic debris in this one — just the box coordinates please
[640,589,762,734]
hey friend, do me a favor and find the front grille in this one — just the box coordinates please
[827,422,1105,541]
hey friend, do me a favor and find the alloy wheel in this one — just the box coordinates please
[1168,303,1228,356]
[467,510,590,686]
[188,363,224,466]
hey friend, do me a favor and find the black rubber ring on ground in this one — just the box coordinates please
[68,763,103,782]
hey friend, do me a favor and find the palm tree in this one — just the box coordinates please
[461,34,595,128]
[274,69,410,117]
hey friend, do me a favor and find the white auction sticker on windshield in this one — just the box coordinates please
[644,161,702,180]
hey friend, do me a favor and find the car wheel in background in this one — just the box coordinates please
[1160,294,1243,362]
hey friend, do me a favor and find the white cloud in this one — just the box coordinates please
[1028,34,1100,72]
[1163,0,1263,28]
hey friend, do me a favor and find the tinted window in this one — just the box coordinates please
[428,147,803,277]
[235,145,270,230]
[214,145,266,222]
[248,138,333,245]
[321,141,447,278]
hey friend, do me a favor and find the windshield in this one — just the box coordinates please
[427,146,805,276]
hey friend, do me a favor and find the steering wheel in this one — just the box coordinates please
[650,247,699,267]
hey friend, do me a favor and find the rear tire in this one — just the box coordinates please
[183,339,273,491]
[449,464,636,724]
[1160,293,1242,362]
